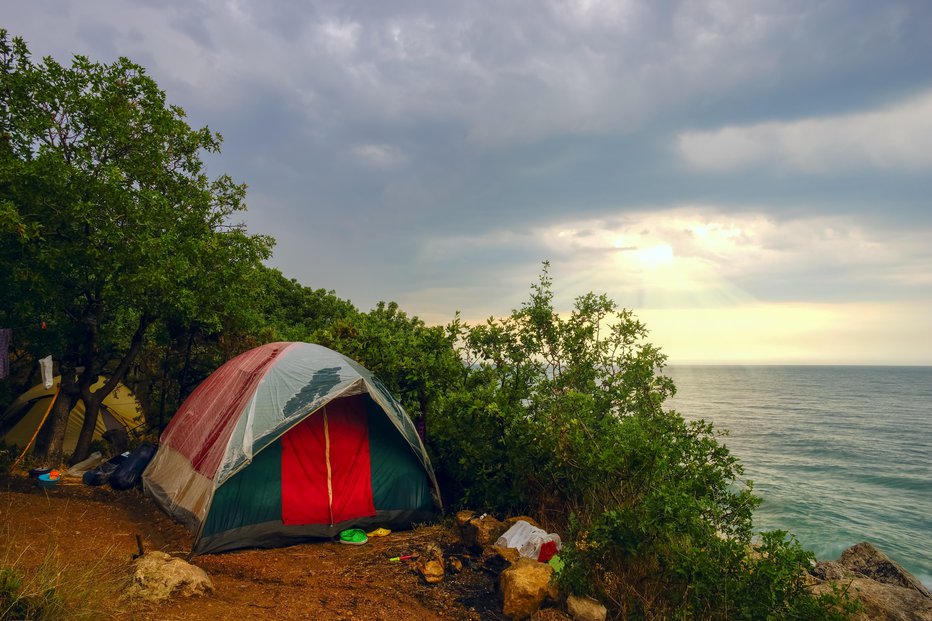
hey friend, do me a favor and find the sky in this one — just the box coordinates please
[6,1,932,364]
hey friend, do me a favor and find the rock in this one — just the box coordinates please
[566,594,607,621]
[460,513,508,551]
[481,544,521,576]
[419,560,445,584]
[808,542,932,621]
[416,541,445,584]
[456,509,477,530]
[447,555,464,574]
[505,515,541,529]
[532,609,572,620]
[500,558,558,620]
[126,551,213,602]
[810,578,932,621]
[837,542,930,597]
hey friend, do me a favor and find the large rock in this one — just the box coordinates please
[459,512,508,551]
[500,558,559,620]
[126,551,213,602]
[810,542,931,621]
[505,515,542,529]
[481,544,521,576]
[810,579,932,621]
[566,594,607,621]
[532,609,572,620]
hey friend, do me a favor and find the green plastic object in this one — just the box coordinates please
[339,528,368,545]
[547,554,565,574]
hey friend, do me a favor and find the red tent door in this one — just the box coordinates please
[281,394,375,525]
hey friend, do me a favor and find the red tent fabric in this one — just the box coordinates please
[281,394,375,525]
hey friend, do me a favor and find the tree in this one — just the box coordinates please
[0,31,273,463]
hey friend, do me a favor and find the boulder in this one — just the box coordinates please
[566,594,607,621]
[460,513,508,551]
[505,515,542,529]
[532,609,572,620]
[500,558,558,620]
[809,542,931,621]
[456,509,477,530]
[810,578,932,621]
[482,544,521,575]
[126,551,213,602]
[838,542,929,597]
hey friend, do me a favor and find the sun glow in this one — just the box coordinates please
[636,243,674,268]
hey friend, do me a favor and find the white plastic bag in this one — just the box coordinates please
[67,451,103,476]
[495,520,562,560]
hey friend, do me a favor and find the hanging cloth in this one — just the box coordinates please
[40,355,54,389]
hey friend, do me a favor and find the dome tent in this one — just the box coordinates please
[0,377,144,455]
[143,342,440,554]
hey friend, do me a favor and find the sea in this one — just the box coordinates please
[663,365,931,588]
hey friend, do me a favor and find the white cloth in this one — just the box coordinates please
[40,355,54,389]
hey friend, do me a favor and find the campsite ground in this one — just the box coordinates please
[0,474,507,620]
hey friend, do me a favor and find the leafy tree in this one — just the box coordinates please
[315,301,464,425]
[0,31,272,463]
[130,265,357,432]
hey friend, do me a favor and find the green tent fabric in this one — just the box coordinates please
[143,342,441,554]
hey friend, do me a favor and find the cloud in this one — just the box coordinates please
[677,90,932,173]
[412,206,932,318]
[352,143,406,168]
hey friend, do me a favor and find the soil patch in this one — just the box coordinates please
[0,473,509,620]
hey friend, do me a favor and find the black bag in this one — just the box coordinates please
[82,461,118,486]
[109,442,157,490]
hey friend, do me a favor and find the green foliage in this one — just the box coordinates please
[420,263,853,620]
[315,301,464,421]
[0,30,272,460]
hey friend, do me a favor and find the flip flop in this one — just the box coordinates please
[339,528,368,545]
[366,527,391,537]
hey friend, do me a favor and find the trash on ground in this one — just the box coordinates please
[495,519,562,561]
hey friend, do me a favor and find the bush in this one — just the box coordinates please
[426,264,855,620]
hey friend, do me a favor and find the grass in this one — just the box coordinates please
[0,499,127,620]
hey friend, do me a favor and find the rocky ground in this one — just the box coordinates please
[4,471,929,621]
[0,473,517,621]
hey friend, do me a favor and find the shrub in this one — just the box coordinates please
[427,264,855,619]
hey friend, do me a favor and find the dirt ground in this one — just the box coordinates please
[0,473,510,621]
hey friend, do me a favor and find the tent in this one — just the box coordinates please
[143,342,440,554]
[0,377,144,455]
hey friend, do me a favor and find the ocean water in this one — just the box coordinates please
[663,365,931,587]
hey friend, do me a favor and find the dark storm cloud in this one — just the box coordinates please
[5,0,932,338]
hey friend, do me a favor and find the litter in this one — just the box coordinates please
[495,520,562,561]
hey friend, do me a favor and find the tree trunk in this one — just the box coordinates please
[70,396,101,465]
[69,313,151,463]
[36,371,80,465]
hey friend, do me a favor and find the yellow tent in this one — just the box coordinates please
[0,377,145,455]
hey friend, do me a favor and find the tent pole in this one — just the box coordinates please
[11,385,61,470]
